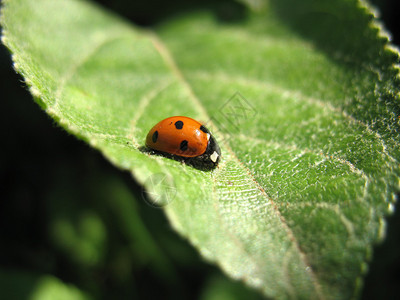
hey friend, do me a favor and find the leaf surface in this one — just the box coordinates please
[1,0,399,298]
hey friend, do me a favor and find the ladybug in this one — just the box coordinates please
[145,116,221,169]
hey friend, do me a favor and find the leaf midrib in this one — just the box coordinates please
[148,31,325,298]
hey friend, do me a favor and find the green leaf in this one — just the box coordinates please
[0,271,91,300]
[1,0,399,299]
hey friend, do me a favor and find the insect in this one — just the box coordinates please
[145,116,221,169]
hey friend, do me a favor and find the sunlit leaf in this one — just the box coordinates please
[1,0,399,298]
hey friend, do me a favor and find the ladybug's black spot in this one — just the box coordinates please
[175,120,184,129]
[180,140,188,151]
[200,125,209,133]
[152,131,158,143]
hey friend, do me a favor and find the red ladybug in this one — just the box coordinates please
[145,116,221,169]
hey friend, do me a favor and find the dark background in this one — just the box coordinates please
[0,0,399,299]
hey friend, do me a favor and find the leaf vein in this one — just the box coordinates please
[150,33,325,299]
[53,34,129,110]
[188,71,398,164]
[235,134,370,181]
